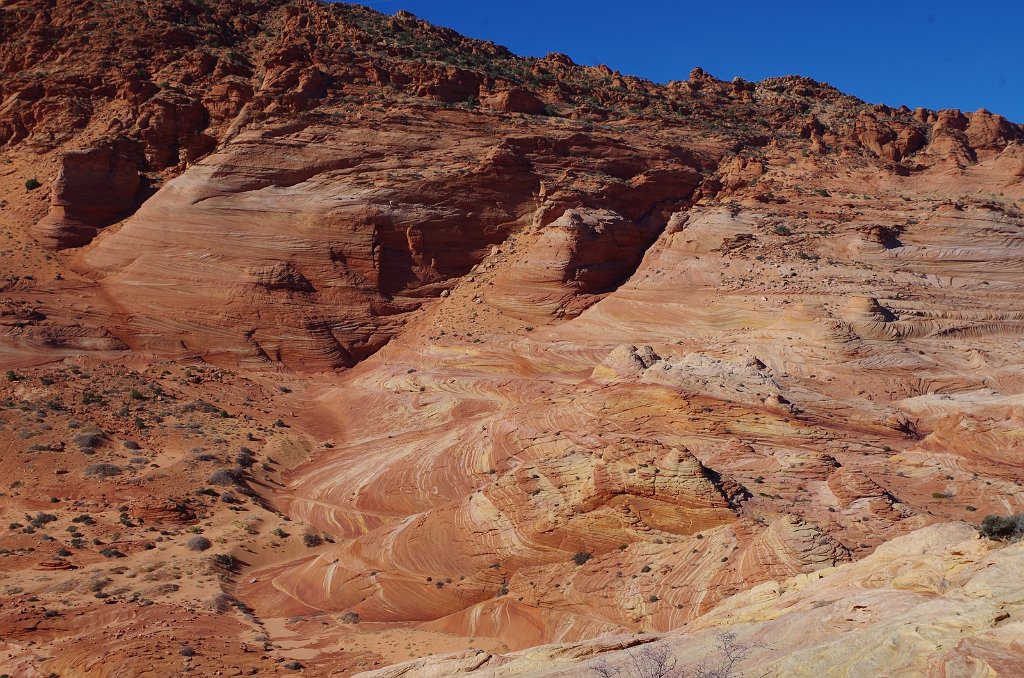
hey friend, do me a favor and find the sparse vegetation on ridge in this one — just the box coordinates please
[980,514,1024,542]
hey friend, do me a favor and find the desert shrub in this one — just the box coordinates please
[302,534,323,548]
[284,661,303,670]
[591,631,759,678]
[208,593,255,619]
[179,645,195,657]
[980,514,1024,542]
[30,512,57,528]
[99,547,125,558]
[186,535,212,551]
[212,553,237,569]
[89,577,110,593]
[593,640,680,678]
[340,611,360,624]
[572,551,592,566]
[74,432,103,449]
[5,370,22,381]
[123,440,141,450]
[208,467,242,485]
[84,463,122,477]
[25,178,41,190]
[235,448,255,467]
[181,399,220,414]
[81,390,106,405]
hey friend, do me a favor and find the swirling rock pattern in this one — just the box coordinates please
[0,1,1023,675]
[360,523,1024,677]
[253,178,1024,663]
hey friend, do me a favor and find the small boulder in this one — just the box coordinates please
[484,89,545,115]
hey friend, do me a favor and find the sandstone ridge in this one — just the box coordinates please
[0,1,1022,676]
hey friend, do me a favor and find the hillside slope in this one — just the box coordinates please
[0,1,1023,676]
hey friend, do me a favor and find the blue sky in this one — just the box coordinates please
[344,1,1023,122]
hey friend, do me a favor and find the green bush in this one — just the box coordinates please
[572,551,592,566]
[980,514,1024,542]
[25,178,41,190]
[30,512,57,528]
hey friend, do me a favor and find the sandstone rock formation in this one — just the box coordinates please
[484,89,546,114]
[35,144,142,248]
[360,523,1024,677]
[0,1,1022,676]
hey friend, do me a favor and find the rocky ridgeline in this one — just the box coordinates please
[1,0,1021,372]
[0,0,1019,250]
